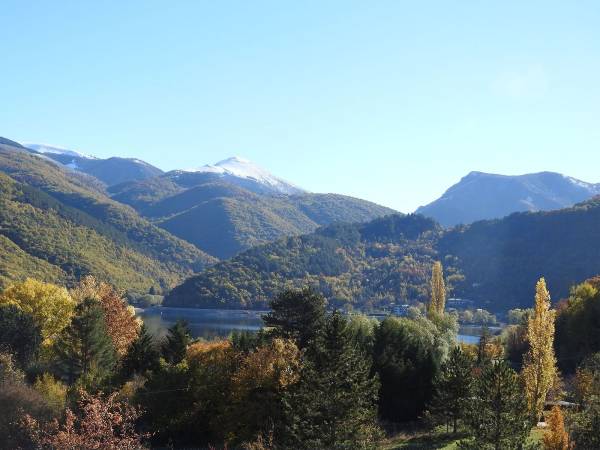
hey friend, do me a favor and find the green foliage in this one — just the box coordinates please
[555,278,600,373]
[263,288,327,349]
[161,320,192,364]
[283,312,382,449]
[53,298,116,386]
[429,347,474,433]
[120,324,160,379]
[460,361,529,450]
[373,316,450,422]
[0,304,42,367]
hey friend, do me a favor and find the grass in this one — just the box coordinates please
[380,425,546,449]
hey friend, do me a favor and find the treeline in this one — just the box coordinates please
[2,269,600,449]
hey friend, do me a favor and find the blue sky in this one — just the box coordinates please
[1,1,599,211]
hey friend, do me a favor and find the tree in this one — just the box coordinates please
[0,304,42,367]
[570,354,600,449]
[0,278,75,345]
[23,390,147,450]
[428,261,446,316]
[542,406,571,450]
[120,324,160,379]
[461,361,529,450]
[72,276,140,356]
[54,298,116,385]
[161,319,192,364]
[373,316,443,422]
[429,346,474,433]
[283,312,381,449]
[263,288,326,349]
[523,278,557,423]
[228,338,301,444]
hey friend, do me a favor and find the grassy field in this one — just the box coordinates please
[380,426,545,449]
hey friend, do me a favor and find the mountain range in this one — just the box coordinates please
[417,171,600,227]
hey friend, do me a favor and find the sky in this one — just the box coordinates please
[1,1,599,212]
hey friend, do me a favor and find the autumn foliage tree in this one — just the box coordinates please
[522,278,557,423]
[428,261,446,317]
[0,278,75,345]
[72,276,140,356]
[542,406,571,450]
[23,390,147,450]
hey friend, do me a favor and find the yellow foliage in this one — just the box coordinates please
[231,338,301,402]
[187,339,234,366]
[428,261,446,316]
[34,373,67,415]
[523,278,557,422]
[0,278,75,345]
[542,406,571,450]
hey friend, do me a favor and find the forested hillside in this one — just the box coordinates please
[167,198,600,311]
[164,214,464,309]
[110,171,397,259]
[0,144,215,292]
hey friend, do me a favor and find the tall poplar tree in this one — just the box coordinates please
[428,261,446,316]
[522,278,557,424]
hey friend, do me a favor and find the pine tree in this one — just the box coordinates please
[263,288,326,349]
[120,324,160,379]
[542,406,571,450]
[523,278,557,424]
[461,361,530,450]
[283,311,381,449]
[429,261,446,316]
[161,320,192,364]
[54,298,116,386]
[429,346,474,433]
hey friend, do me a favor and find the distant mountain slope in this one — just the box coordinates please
[416,171,600,227]
[24,143,164,186]
[109,166,397,259]
[166,198,600,311]
[0,143,215,292]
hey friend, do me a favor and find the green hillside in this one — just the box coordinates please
[166,198,600,311]
[0,144,215,291]
[164,214,461,309]
[110,173,397,259]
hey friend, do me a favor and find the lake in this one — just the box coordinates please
[136,307,488,344]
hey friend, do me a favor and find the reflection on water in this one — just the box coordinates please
[137,307,265,341]
[137,307,488,344]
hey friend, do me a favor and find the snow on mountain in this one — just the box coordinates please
[186,156,306,195]
[23,143,96,159]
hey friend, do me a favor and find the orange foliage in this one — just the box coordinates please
[542,406,572,450]
[22,390,147,450]
[72,276,140,356]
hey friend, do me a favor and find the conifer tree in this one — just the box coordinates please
[283,311,381,449]
[54,298,116,386]
[461,361,529,450]
[263,288,326,349]
[120,324,160,379]
[429,346,474,433]
[429,261,446,316]
[523,278,557,424]
[161,320,192,364]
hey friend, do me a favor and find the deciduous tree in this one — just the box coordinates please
[428,261,446,316]
[523,278,557,423]
[0,278,75,345]
[542,406,571,450]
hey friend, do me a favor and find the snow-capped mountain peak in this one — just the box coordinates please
[23,143,96,159]
[185,156,305,195]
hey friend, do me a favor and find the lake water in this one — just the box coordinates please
[136,307,487,344]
